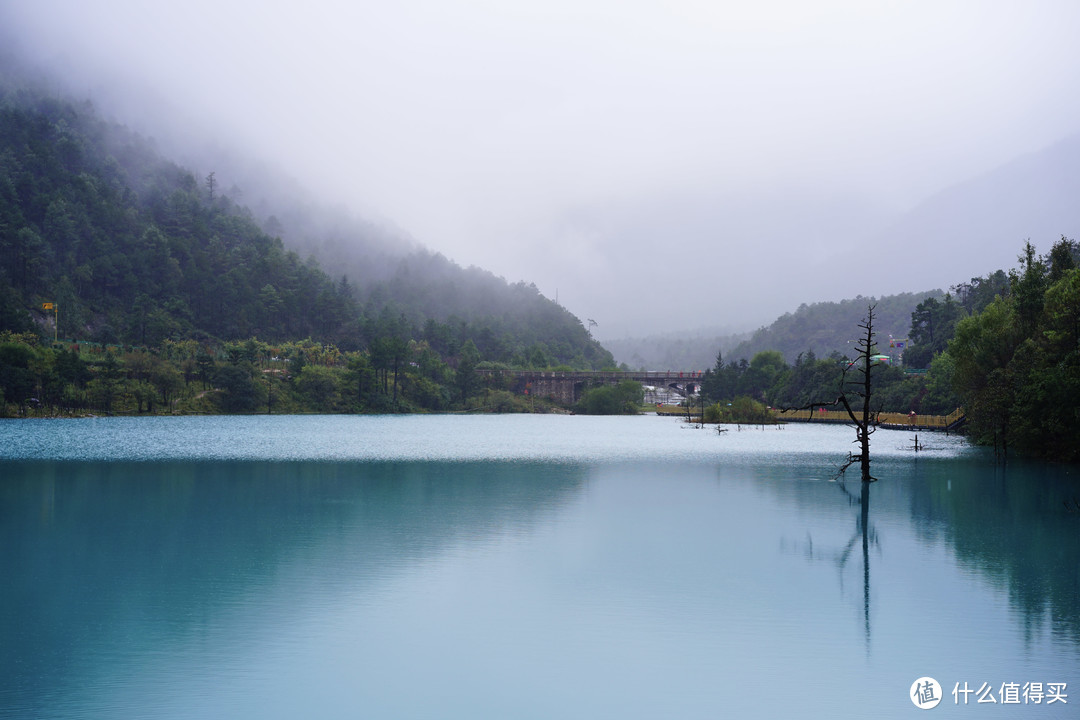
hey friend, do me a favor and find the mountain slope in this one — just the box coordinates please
[0,75,613,369]
[0,92,361,345]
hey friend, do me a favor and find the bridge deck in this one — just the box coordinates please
[477,370,704,382]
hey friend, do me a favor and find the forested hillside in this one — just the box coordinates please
[688,238,1080,462]
[0,95,362,346]
[726,291,940,363]
[610,292,942,371]
[939,239,1080,461]
[0,79,612,371]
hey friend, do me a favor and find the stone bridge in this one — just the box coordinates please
[476,369,705,405]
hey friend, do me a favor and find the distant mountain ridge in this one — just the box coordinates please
[603,329,750,372]
[609,132,1080,369]
[725,291,940,364]
[609,291,939,369]
[860,133,1080,295]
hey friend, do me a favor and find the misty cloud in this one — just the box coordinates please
[4,0,1080,337]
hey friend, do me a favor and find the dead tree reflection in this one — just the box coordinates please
[785,479,879,654]
[837,479,878,654]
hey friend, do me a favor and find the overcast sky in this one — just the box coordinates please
[5,1,1080,337]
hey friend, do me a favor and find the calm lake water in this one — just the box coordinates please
[1,414,1078,718]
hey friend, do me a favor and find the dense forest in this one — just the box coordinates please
[695,342,960,420]
[948,239,1080,460]
[692,237,1080,462]
[0,75,615,415]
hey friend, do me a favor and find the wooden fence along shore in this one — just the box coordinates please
[656,405,966,432]
[776,408,965,431]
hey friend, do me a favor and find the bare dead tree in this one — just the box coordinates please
[782,304,881,483]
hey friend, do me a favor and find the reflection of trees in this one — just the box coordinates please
[0,459,585,716]
[906,459,1080,646]
[770,450,1080,652]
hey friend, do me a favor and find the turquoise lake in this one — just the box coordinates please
[1,414,1078,718]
